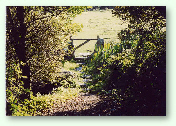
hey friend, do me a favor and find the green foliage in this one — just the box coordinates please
[113,6,166,74]
[6,61,29,115]
[114,7,166,115]
[67,6,88,17]
[6,6,85,115]
[24,6,84,82]
[6,6,166,116]
[83,38,136,92]
[83,6,166,115]
[83,42,117,92]
[7,84,80,116]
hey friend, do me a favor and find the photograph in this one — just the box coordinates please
[6,6,166,116]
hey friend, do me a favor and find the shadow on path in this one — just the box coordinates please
[51,94,123,116]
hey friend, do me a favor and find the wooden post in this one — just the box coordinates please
[97,35,99,39]
[96,35,104,50]
[70,36,73,46]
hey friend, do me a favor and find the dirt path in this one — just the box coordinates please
[43,10,127,116]
[43,92,123,116]
[43,92,100,116]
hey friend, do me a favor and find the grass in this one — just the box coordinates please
[33,86,81,103]
[63,61,79,71]
[72,10,129,57]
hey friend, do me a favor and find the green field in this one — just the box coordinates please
[72,10,129,57]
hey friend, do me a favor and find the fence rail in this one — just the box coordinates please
[67,35,106,62]
[70,38,98,40]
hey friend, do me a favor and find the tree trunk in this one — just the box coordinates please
[7,6,30,100]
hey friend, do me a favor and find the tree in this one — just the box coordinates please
[112,6,166,115]
[6,6,30,100]
[6,6,86,115]
[82,6,166,115]
[24,6,85,92]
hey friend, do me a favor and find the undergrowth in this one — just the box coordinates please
[7,86,81,116]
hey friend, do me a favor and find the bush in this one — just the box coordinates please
[82,6,166,115]
[6,6,86,116]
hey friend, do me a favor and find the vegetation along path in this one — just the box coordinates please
[43,9,129,116]
[6,7,166,116]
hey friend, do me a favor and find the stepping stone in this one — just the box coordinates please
[77,63,85,65]
[81,74,91,79]
[78,82,87,88]
[83,79,92,83]
[75,67,82,71]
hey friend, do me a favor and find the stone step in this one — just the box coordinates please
[78,82,87,88]
[81,74,92,79]
[75,67,82,71]
[83,79,92,83]
[77,63,85,65]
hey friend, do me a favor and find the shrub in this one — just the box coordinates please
[82,6,166,115]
